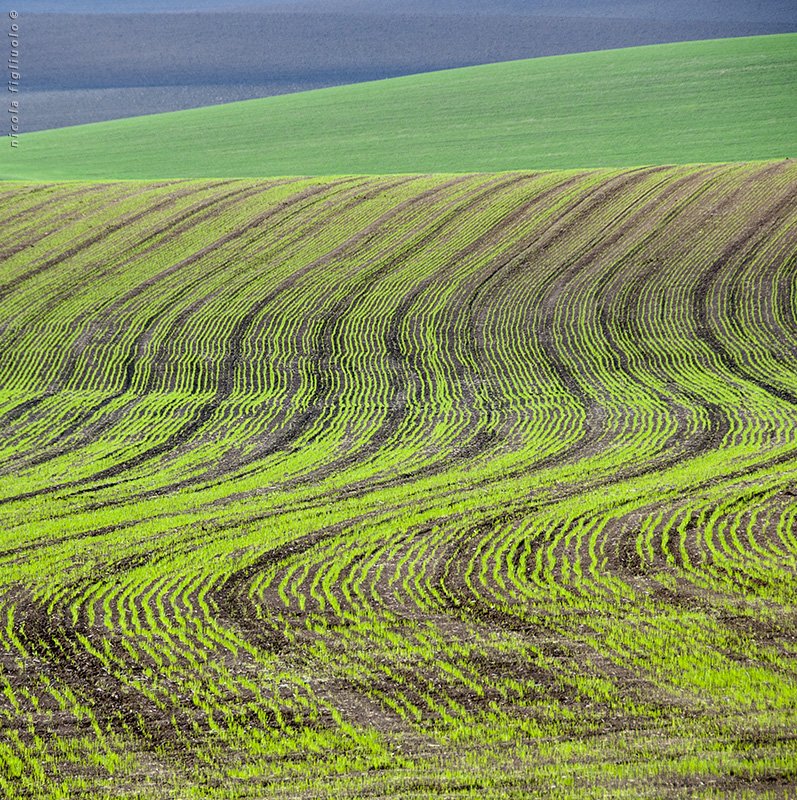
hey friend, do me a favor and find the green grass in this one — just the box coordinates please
[3,34,795,181]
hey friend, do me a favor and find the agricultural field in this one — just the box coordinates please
[0,161,796,797]
[25,6,795,132]
[3,33,796,180]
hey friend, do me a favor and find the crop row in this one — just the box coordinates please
[0,163,795,797]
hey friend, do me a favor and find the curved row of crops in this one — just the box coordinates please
[0,162,796,798]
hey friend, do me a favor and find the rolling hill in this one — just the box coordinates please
[3,15,797,798]
[25,7,795,132]
[0,160,796,797]
[6,33,796,180]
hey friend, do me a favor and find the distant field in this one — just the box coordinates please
[0,161,796,797]
[5,34,795,179]
[32,10,788,93]
[25,9,795,131]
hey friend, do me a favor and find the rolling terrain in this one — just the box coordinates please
[7,34,796,179]
[24,1,796,132]
[0,160,796,797]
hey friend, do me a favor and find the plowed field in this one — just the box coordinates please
[1,162,796,798]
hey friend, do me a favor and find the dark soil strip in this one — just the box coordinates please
[142,172,603,502]
[693,173,797,406]
[0,180,311,473]
[0,181,218,306]
[0,181,185,261]
[15,593,200,756]
[0,179,368,501]
[0,180,245,430]
[47,175,507,502]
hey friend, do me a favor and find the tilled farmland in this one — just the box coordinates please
[0,162,796,798]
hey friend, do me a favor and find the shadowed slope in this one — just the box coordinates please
[24,9,795,131]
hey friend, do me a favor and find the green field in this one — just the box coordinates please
[1,162,796,797]
[3,34,796,181]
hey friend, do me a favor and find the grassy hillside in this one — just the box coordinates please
[0,161,796,797]
[25,11,795,132]
[5,34,796,180]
